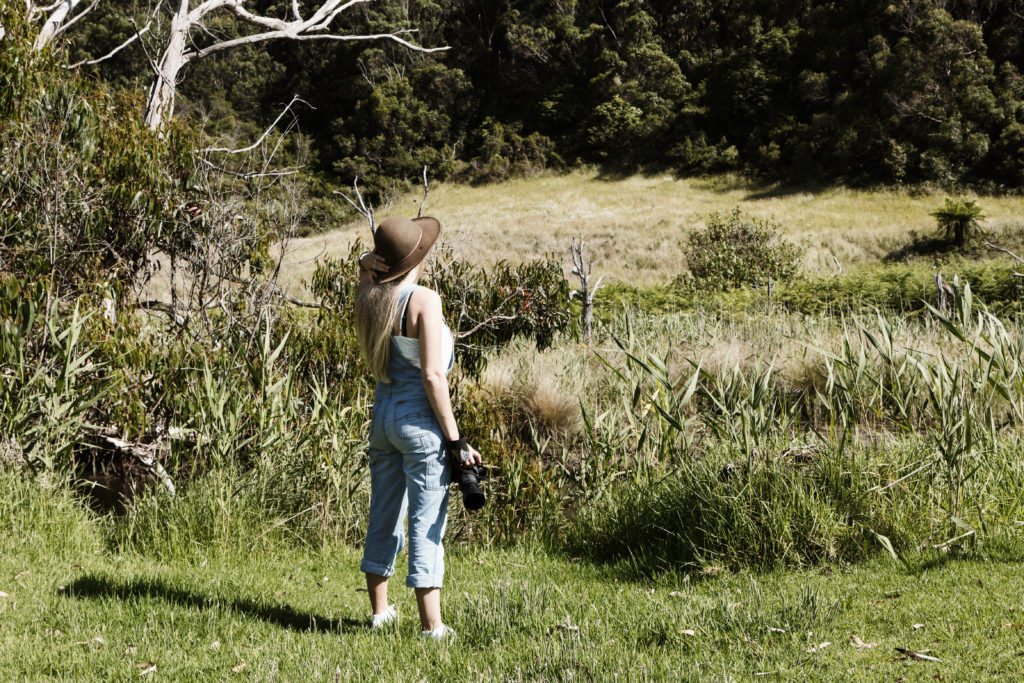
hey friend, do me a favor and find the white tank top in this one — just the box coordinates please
[392,286,455,373]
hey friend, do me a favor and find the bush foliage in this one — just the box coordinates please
[932,197,986,247]
[0,17,195,289]
[683,209,803,292]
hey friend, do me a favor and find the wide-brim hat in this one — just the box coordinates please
[372,216,441,283]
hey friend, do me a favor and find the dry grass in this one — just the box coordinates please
[273,170,1024,293]
[476,305,1005,440]
[478,342,596,444]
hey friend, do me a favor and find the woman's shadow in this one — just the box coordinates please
[64,574,365,633]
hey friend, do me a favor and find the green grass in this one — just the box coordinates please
[3,474,1024,680]
[600,258,1024,318]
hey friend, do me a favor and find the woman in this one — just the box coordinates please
[355,215,481,640]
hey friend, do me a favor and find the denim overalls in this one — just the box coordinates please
[359,286,455,588]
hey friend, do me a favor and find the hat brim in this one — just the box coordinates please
[375,216,441,283]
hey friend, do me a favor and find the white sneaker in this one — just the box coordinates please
[369,605,397,629]
[421,624,455,641]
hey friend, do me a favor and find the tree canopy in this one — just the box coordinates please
[21,0,1024,203]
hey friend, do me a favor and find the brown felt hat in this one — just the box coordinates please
[372,216,441,283]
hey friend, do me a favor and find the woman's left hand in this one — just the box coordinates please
[446,438,482,467]
[359,251,389,274]
[460,444,483,468]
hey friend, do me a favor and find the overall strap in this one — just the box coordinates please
[395,285,417,336]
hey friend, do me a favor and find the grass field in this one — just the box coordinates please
[272,171,1024,293]
[4,476,1024,681]
[15,172,1024,681]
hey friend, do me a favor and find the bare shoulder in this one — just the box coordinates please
[409,285,442,315]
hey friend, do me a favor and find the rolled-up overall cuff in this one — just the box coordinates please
[360,559,397,578]
[406,572,443,589]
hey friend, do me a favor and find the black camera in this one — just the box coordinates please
[446,440,487,511]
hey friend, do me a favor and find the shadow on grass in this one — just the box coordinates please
[883,232,956,262]
[64,574,363,633]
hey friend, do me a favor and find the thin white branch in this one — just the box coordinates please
[188,0,233,23]
[226,3,291,30]
[985,241,1024,265]
[332,177,374,233]
[198,157,304,178]
[66,20,152,68]
[50,0,98,38]
[456,314,518,339]
[417,165,429,218]
[203,95,308,154]
[306,0,367,28]
[185,30,447,62]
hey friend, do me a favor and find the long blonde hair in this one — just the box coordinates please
[355,265,421,383]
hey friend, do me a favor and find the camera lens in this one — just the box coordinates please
[461,484,485,510]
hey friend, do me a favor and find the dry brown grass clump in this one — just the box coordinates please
[479,343,592,446]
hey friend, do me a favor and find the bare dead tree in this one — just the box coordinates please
[569,236,604,344]
[985,241,1024,278]
[140,0,448,130]
[935,272,955,312]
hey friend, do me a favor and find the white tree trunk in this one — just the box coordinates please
[34,0,82,50]
[144,2,191,131]
[137,0,446,131]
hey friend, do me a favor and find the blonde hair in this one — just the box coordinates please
[355,266,421,383]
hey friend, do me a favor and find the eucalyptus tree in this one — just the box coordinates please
[139,0,447,130]
[27,0,446,130]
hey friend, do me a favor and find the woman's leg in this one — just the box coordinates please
[403,438,450,628]
[359,447,408,614]
[414,587,442,631]
[366,573,390,615]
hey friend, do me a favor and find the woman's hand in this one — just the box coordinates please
[445,438,482,468]
[460,443,483,468]
[359,251,389,275]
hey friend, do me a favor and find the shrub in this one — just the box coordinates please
[563,443,926,574]
[604,261,1023,319]
[931,197,985,247]
[457,118,559,184]
[683,209,802,292]
[0,22,196,291]
[427,251,575,378]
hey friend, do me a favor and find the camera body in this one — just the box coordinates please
[448,450,487,510]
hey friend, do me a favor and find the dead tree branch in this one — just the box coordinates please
[984,241,1024,278]
[66,6,159,68]
[417,165,429,218]
[202,95,310,154]
[142,0,448,130]
[333,177,375,233]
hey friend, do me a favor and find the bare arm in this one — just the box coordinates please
[414,289,482,465]
[415,288,458,438]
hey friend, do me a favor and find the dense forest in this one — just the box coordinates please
[47,0,1024,202]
